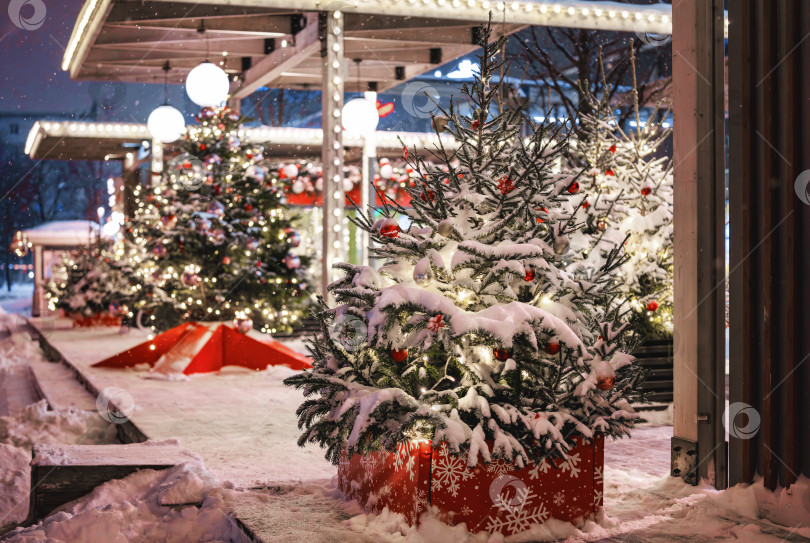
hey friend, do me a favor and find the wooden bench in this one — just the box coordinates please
[27,442,200,523]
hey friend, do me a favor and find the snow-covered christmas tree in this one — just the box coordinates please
[567,53,674,338]
[286,27,645,468]
[122,106,312,334]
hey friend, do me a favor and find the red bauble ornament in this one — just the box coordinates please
[213,185,222,196]
[609,144,617,154]
[471,119,480,129]
[535,207,548,224]
[544,342,561,355]
[567,181,580,194]
[200,144,206,151]
[582,200,590,209]
[597,376,615,391]
[524,266,535,282]
[380,223,400,238]
[493,348,512,361]
[245,204,254,212]
[420,190,435,202]
[391,349,408,362]
[222,256,231,265]
[646,300,659,312]
[256,261,262,268]
[605,169,615,176]
[497,177,515,195]
[183,162,192,169]
[641,187,652,196]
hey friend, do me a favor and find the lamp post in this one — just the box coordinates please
[342,93,379,266]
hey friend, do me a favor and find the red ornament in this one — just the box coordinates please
[493,348,512,361]
[403,147,409,158]
[605,169,615,177]
[183,162,192,169]
[213,185,222,196]
[391,349,408,362]
[497,177,515,195]
[245,204,254,212]
[582,200,590,209]
[544,342,560,355]
[535,207,548,224]
[420,190,435,202]
[597,376,615,391]
[223,256,231,265]
[646,300,659,312]
[567,181,580,194]
[524,266,535,282]
[380,223,400,238]
[641,187,652,196]
[471,119,480,129]
[200,144,206,151]
[609,144,617,154]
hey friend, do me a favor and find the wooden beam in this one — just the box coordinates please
[231,13,320,99]
[671,0,727,488]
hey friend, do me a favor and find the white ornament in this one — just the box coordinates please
[147,105,185,143]
[342,178,354,192]
[291,180,305,194]
[185,62,230,107]
[281,164,299,179]
[379,163,394,179]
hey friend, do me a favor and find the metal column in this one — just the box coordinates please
[319,10,345,300]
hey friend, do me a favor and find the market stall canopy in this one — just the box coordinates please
[26,120,460,161]
[21,221,109,247]
[60,0,679,99]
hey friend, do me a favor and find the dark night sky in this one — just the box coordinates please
[0,1,192,122]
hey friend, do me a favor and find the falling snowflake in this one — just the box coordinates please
[486,486,550,534]
[393,443,416,480]
[552,491,565,507]
[486,459,513,476]
[431,444,474,497]
[460,505,474,516]
[413,489,429,513]
[528,457,551,480]
[559,452,581,478]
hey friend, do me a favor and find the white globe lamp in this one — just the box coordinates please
[342,98,379,135]
[147,105,185,143]
[185,62,230,107]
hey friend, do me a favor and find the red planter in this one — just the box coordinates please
[68,312,122,328]
[338,436,604,536]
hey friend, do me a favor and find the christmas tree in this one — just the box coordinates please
[286,26,645,468]
[46,239,135,322]
[123,106,312,334]
[568,53,674,338]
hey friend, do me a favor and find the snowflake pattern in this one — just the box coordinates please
[486,458,513,476]
[592,488,603,508]
[431,444,474,497]
[460,506,474,516]
[486,486,550,534]
[413,489,429,513]
[528,457,551,480]
[338,452,351,490]
[360,453,379,482]
[552,491,566,507]
[393,443,416,480]
[559,452,581,478]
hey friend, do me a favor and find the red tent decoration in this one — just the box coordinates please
[93,322,311,375]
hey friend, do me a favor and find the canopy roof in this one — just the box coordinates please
[22,221,106,247]
[61,0,677,99]
[25,120,459,161]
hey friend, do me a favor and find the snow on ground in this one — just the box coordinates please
[0,311,808,542]
[0,285,33,317]
[4,460,249,543]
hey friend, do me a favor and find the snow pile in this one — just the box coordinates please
[4,460,246,543]
[0,400,117,450]
[0,443,30,531]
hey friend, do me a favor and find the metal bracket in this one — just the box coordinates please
[671,437,698,485]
